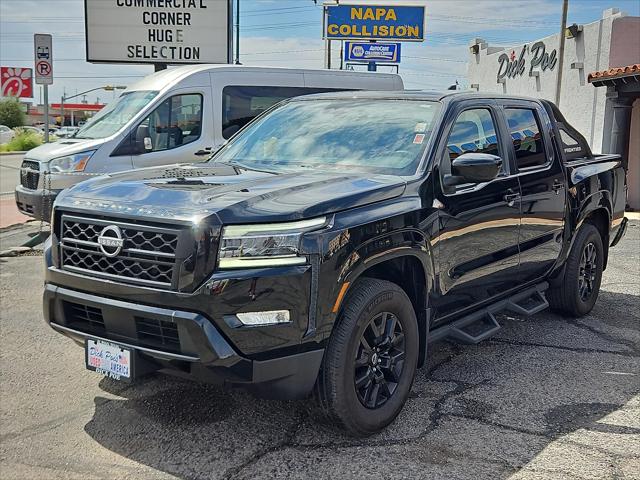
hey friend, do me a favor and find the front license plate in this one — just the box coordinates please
[86,339,133,382]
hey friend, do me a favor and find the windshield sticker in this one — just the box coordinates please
[413,133,425,144]
[414,122,427,133]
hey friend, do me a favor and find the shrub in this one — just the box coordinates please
[0,98,26,128]
[0,131,43,152]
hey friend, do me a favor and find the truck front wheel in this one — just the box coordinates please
[314,278,419,436]
[549,223,604,316]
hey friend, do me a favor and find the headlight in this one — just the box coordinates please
[218,217,326,269]
[49,150,95,173]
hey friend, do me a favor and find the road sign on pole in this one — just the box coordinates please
[34,34,53,85]
[34,34,53,142]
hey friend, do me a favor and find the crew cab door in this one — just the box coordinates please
[431,101,522,320]
[131,89,213,168]
[498,100,566,283]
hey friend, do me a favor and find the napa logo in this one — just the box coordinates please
[352,45,365,58]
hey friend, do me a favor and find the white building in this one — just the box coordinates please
[467,8,640,209]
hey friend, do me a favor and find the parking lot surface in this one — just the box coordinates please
[0,222,638,480]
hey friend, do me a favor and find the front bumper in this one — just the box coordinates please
[43,283,324,399]
[15,185,60,221]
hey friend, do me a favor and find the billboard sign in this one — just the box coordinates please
[84,0,232,65]
[1,67,34,98]
[345,42,401,63]
[325,4,425,42]
[34,34,53,85]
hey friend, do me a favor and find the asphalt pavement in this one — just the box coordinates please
[0,222,638,480]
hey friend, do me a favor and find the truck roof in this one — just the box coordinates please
[288,89,547,104]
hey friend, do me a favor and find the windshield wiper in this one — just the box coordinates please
[219,160,279,175]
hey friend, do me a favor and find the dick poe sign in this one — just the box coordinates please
[325,4,425,42]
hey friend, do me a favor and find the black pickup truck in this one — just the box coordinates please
[43,91,628,435]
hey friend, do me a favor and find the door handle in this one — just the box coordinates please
[503,190,521,206]
[194,148,213,156]
[552,180,565,194]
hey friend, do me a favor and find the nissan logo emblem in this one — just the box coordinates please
[97,225,124,257]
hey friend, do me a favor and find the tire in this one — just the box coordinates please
[313,278,419,436]
[548,223,604,317]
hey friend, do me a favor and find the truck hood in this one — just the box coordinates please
[24,138,106,162]
[55,163,407,224]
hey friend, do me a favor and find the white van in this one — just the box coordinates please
[15,65,403,220]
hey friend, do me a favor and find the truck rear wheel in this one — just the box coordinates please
[313,278,419,436]
[548,223,604,317]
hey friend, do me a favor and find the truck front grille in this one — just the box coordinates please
[20,160,40,190]
[60,214,180,289]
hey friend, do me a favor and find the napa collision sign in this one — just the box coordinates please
[84,0,232,65]
[345,42,401,63]
[325,4,425,42]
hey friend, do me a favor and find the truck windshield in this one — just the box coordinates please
[212,98,441,176]
[74,91,158,139]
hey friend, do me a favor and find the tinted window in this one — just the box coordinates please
[139,94,202,152]
[447,108,500,162]
[222,86,341,139]
[214,99,441,176]
[505,108,547,169]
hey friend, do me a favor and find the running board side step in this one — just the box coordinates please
[429,282,549,345]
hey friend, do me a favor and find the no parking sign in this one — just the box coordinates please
[34,34,53,85]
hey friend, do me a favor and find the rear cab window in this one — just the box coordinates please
[504,108,549,170]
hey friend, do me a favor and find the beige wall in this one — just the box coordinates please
[609,17,640,68]
[628,98,640,210]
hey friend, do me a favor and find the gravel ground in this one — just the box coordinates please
[0,222,638,480]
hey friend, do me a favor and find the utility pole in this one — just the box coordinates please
[555,0,569,106]
[234,0,241,64]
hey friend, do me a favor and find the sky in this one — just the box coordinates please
[1,0,639,105]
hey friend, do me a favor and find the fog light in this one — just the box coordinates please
[236,310,291,326]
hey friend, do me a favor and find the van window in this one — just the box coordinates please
[139,94,203,152]
[505,108,548,169]
[222,86,340,139]
[74,90,158,139]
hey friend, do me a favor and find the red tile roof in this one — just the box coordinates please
[588,64,640,82]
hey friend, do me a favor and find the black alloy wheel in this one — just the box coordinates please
[548,223,604,317]
[578,241,598,301]
[354,311,406,409]
[313,278,419,436]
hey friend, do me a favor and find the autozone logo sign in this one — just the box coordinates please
[1,67,33,98]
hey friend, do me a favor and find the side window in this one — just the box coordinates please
[140,94,202,152]
[446,108,500,163]
[505,108,547,169]
[221,85,341,139]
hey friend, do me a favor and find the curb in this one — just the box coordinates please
[0,151,27,156]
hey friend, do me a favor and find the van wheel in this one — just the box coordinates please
[548,223,604,317]
[313,278,418,436]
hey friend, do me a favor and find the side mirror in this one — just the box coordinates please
[443,153,502,187]
[135,125,152,153]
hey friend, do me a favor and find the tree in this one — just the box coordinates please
[0,98,26,128]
